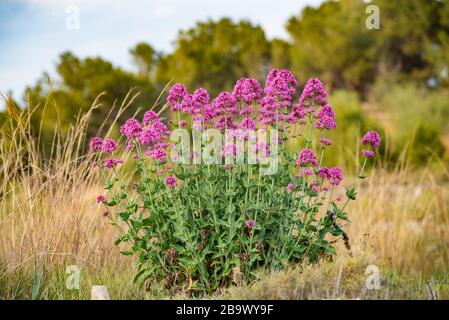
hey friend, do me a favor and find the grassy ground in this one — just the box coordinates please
[1,98,448,300]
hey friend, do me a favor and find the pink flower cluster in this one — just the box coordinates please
[103,158,124,169]
[296,148,318,167]
[361,130,381,158]
[232,78,263,105]
[361,131,381,148]
[314,104,336,130]
[259,70,297,126]
[89,137,118,153]
[299,78,328,107]
[167,83,188,112]
[317,167,344,186]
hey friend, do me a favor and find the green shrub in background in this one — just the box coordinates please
[369,79,448,165]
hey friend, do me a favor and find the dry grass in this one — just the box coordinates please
[0,93,448,299]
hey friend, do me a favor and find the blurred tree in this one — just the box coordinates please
[155,18,272,96]
[287,0,449,91]
[25,51,157,148]
[373,0,442,83]
[130,42,160,80]
[286,0,377,92]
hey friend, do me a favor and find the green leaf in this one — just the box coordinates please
[119,211,130,221]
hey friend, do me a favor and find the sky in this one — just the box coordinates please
[0,0,322,109]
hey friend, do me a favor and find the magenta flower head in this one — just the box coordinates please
[232,78,262,104]
[191,88,210,114]
[361,131,381,148]
[149,146,167,163]
[102,139,117,153]
[287,183,295,191]
[362,149,375,158]
[299,78,328,107]
[120,118,142,139]
[96,195,106,203]
[296,148,318,167]
[246,219,255,229]
[180,93,194,113]
[320,138,333,146]
[317,167,331,179]
[240,117,256,130]
[314,105,336,130]
[143,111,158,126]
[264,69,297,102]
[221,143,237,157]
[165,176,177,188]
[103,158,124,169]
[299,168,314,176]
[329,167,344,186]
[168,83,188,112]
[213,91,237,115]
[102,210,109,217]
[89,137,103,151]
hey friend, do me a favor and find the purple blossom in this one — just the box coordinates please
[314,105,336,130]
[188,88,210,114]
[212,91,237,115]
[165,176,177,188]
[290,103,314,122]
[299,78,328,107]
[317,167,330,179]
[103,158,124,169]
[232,78,262,104]
[221,143,237,157]
[246,219,255,229]
[143,111,158,126]
[181,93,194,114]
[287,183,295,191]
[149,145,167,162]
[120,118,142,139]
[329,167,344,186]
[300,168,314,176]
[296,148,318,167]
[96,195,106,203]
[102,139,117,153]
[240,117,256,130]
[205,104,218,120]
[239,106,253,116]
[264,69,297,102]
[138,119,170,145]
[361,131,381,148]
[320,138,333,146]
[256,142,270,157]
[362,149,375,158]
[168,83,188,112]
[215,116,236,131]
[89,137,103,151]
